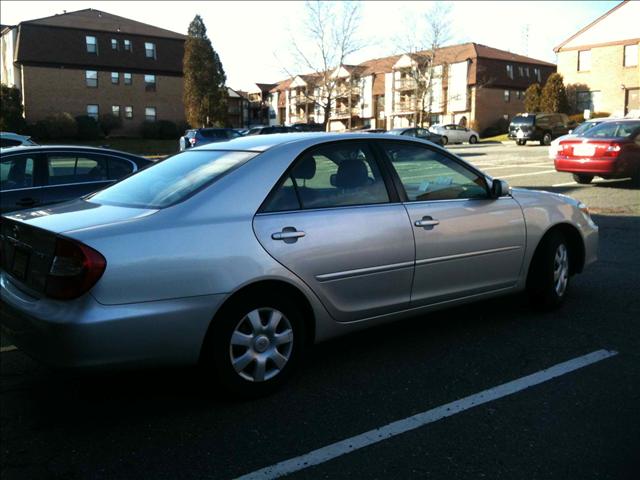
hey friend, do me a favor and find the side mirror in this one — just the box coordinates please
[491,178,510,198]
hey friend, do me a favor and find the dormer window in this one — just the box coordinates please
[145,42,156,59]
[86,36,97,54]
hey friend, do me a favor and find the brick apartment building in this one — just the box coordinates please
[0,9,186,135]
[554,0,639,118]
[267,42,556,134]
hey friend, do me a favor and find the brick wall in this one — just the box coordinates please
[21,65,185,135]
[472,86,526,134]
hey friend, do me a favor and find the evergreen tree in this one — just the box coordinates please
[540,73,569,113]
[183,15,227,127]
[0,85,27,132]
[524,83,542,113]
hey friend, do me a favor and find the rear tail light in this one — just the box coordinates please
[603,143,621,157]
[45,236,106,300]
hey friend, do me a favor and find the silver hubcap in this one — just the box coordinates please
[553,244,569,297]
[229,308,294,382]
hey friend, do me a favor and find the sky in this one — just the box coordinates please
[1,1,620,90]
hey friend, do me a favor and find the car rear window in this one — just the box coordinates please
[88,150,258,208]
[511,115,535,125]
[583,121,640,139]
[200,129,229,139]
[572,121,602,135]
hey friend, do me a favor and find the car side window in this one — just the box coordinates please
[108,157,135,180]
[381,142,488,202]
[1,138,22,148]
[416,129,429,137]
[47,154,108,185]
[1,154,35,190]
[263,142,390,211]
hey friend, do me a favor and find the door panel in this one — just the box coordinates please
[254,205,415,321]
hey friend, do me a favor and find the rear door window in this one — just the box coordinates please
[47,154,109,185]
[108,157,135,180]
[1,154,36,190]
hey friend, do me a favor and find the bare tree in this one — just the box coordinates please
[395,2,451,127]
[284,1,363,131]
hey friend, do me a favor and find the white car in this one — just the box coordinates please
[547,119,610,159]
[0,132,38,149]
[428,124,479,145]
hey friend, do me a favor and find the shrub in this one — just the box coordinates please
[140,120,162,139]
[0,85,27,133]
[26,121,50,141]
[42,112,78,139]
[140,120,179,139]
[481,117,510,138]
[568,111,612,124]
[99,113,123,136]
[75,115,103,140]
[524,83,542,113]
[158,120,178,139]
[540,73,570,114]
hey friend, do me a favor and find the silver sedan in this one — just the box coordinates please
[0,133,598,396]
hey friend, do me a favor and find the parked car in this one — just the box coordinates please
[291,123,324,132]
[554,119,640,184]
[428,124,479,145]
[247,125,297,135]
[548,118,611,159]
[0,145,152,213]
[1,132,38,148]
[0,133,598,397]
[179,128,241,151]
[509,113,574,146]
[388,127,444,145]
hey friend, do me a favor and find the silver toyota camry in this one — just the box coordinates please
[0,133,598,396]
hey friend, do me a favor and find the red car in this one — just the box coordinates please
[554,119,640,184]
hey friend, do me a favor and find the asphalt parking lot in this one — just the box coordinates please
[1,141,639,480]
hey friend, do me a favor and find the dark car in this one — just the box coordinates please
[247,125,297,135]
[0,145,152,213]
[179,128,241,151]
[555,119,640,185]
[291,123,325,132]
[509,113,574,146]
[388,127,444,145]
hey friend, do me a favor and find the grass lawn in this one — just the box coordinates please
[480,133,509,143]
[46,138,178,157]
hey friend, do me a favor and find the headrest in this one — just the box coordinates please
[336,159,368,189]
[293,155,316,180]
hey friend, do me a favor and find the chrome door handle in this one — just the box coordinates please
[415,217,440,227]
[272,228,306,241]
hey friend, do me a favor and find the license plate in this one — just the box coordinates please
[516,130,524,138]
[11,248,30,281]
[573,144,595,157]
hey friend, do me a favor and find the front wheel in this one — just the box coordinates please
[527,231,571,310]
[441,136,448,146]
[469,135,478,144]
[573,174,593,184]
[202,293,306,398]
[516,139,527,146]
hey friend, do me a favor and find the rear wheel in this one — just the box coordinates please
[573,174,594,184]
[469,135,478,144]
[441,136,448,146]
[541,132,552,146]
[202,292,306,398]
[516,139,527,146]
[527,230,571,310]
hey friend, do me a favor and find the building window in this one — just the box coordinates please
[111,72,119,85]
[504,90,510,102]
[576,91,601,112]
[85,70,98,87]
[86,35,97,54]
[578,50,591,71]
[124,39,132,52]
[144,74,156,91]
[111,38,118,50]
[534,67,541,82]
[124,73,132,85]
[624,44,638,67]
[525,67,530,77]
[86,104,99,120]
[506,64,513,79]
[124,106,133,119]
[518,66,524,77]
[112,105,120,117]
[145,107,157,122]
[145,42,156,59]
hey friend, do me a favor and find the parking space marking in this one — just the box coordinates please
[552,181,581,187]
[482,163,553,170]
[236,349,618,480]
[500,169,557,179]
[552,178,632,187]
[0,345,18,353]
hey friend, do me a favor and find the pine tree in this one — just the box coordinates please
[183,15,227,127]
[524,83,542,113]
[540,73,569,113]
[0,85,27,132]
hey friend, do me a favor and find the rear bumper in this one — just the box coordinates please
[0,272,225,368]
[555,156,632,177]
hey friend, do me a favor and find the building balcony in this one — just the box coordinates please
[292,95,315,105]
[394,102,416,114]
[290,113,308,123]
[335,85,361,98]
[332,106,360,118]
[395,78,417,91]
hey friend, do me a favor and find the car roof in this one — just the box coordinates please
[0,144,147,159]
[0,132,30,140]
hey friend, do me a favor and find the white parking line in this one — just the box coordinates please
[500,169,557,179]
[236,349,618,480]
[482,163,553,170]
[552,181,580,187]
[0,345,17,353]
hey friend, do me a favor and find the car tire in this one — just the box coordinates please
[441,136,448,146]
[527,230,571,310]
[541,133,552,146]
[516,139,526,146]
[469,135,478,144]
[572,174,594,184]
[202,292,306,398]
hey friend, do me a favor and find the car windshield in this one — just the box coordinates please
[88,150,258,208]
[572,121,603,135]
[583,121,640,139]
[511,115,535,125]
